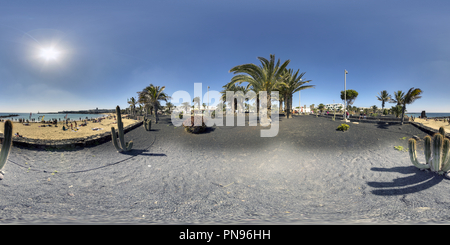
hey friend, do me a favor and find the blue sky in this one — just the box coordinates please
[1,0,449,113]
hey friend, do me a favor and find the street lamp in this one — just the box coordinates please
[207,86,210,116]
[299,79,302,115]
[344,69,348,121]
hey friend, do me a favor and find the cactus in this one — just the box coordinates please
[409,126,450,175]
[143,118,151,131]
[0,120,13,179]
[111,106,133,152]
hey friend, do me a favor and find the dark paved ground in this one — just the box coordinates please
[1,114,449,224]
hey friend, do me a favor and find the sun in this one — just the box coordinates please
[39,47,60,61]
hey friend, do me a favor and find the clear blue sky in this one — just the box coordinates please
[1,0,449,113]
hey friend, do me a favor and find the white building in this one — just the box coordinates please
[293,106,311,113]
[325,103,344,111]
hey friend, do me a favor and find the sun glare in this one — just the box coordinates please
[39,47,59,61]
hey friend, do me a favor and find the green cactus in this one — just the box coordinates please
[111,105,133,152]
[0,120,13,178]
[439,126,446,137]
[409,126,450,174]
[143,118,151,131]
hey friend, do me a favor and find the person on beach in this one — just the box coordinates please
[71,123,73,130]
[15,132,22,137]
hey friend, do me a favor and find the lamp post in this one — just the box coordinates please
[207,86,210,116]
[344,69,348,121]
[299,79,302,115]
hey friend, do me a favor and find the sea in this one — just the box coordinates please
[0,112,109,121]
[406,112,450,118]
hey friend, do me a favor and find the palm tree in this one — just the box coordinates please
[127,97,137,116]
[165,102,174,114]
[278,68,314,119]
[401,87,423,125]
[372,105,378,114]
[137,84,171,123]
[192,96,201,114]
[228,54,290,121]
[220,83,252,113]
[390,90,405,106]
[181,102,191,114]
[391,105,403,118]
[376,90,391,113]
[138,104,143,116]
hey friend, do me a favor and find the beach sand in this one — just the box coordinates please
[0,114,139,140]
[413,118,450,132]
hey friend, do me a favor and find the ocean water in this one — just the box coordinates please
[406,113,450,118]
[0,113,109,121]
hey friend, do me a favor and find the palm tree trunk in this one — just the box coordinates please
[279,97,283,114]
[289,94,293,118]
[285,95,290,119]
[256,96,260,118]
[153,103,159,123]
[401,104,406,125]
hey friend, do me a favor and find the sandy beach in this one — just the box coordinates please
[0,113,138,140]
[413,118,450,132]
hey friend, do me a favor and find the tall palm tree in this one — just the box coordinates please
[127,97,137,116]
[376,90,391,113]
[278,68,314,119]
[137,84,171,123]
[390,90,405,106]
[401,87,423,125]
[228,54,290,120]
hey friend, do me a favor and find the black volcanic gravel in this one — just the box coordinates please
[1,114,450,224]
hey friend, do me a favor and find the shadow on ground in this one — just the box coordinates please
[367,166,445,195]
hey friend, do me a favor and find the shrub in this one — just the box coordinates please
[183,116,207,134]
[337,123,350,132]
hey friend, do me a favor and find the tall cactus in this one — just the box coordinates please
[0,120,13,179]
[111,105,133,152]
[409,126,450,175]
[143,117,151,131]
